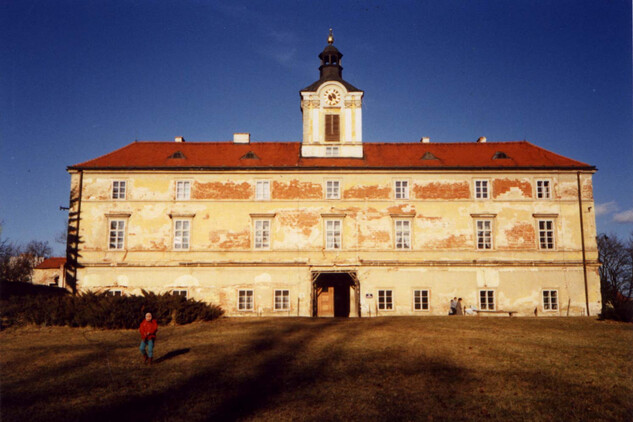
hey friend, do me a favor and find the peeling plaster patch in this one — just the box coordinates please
[358,229,391,247]
[278,211,320,236]
[343,185,390,200]
[272,180,322,199]
[203,214,210,220]
[426,234,469,249]
[254,273,272,283]
[364,207,384,221]
[209,229,250,249]
[387,204,416,215]
[417,215,442,221]
[582,179,593,200]
[505,223,535,249]
[149,240,168,251]
[493,178,532,199]
[192,181,251,200]
[557,182,578,199]
[413,181,470,200]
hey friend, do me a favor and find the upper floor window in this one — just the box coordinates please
[536,180,551,199]
[326,146,339,157]
[173,219,190,250]
[254,219,271,249]
[476,220,493,250]
[413,290,429,311]
[542,290,558,311]
[108,220,126,250]
[255,180,270,200]
[325,220,342,250]
[395,180,409,199]
[538,220,555,249]
[394,219,411,249]
[326,180,340,199]
[112,181,126,200]
[325,114,340,142]
[474,180,489,199]
[176,181,191,200]
[479,289,495,310]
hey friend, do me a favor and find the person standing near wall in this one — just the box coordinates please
[455,298,464,316]
[139,312,158,365]
[449,297,457,315]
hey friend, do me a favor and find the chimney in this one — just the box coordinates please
[477,136,487,143]
[175,136,185,143]
[233,133,250,144]
[420,137,430,143]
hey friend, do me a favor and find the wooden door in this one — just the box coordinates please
[317,286,335,317]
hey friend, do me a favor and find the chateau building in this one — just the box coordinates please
[66,33,600,317]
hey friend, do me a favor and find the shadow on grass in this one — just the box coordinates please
[154,348,190,364]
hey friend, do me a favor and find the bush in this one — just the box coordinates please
[0,291,223,330]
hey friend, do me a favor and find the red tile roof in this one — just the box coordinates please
[69,141,593,171]
[35,257,66,270]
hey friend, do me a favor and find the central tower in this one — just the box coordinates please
[300,30,364,158]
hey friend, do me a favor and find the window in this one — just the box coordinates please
[173,219,190,250]
[480,290,495,310]
[256,180,270,200]
[112,181,126,200]
[476,220,492,250]
[474,180,489,199]
[395,180,409,199]
[107,290,123,297]
[326,180,340,199]
[254,219,271,249]
[274,290,290,310]
[238,289,254,311]
[176,180,191,200]
[325,220,342,249]
[326,146,339,157]
[538,220,554,249]
[378,290,393,310]
[172,289,188,298]
[414,290,429,311]
[542,290,558,311]
[395,219,411,249]
[325,114,340,142]
[536,180,551,199]
[108,220,126,250]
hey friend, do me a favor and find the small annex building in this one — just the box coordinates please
[33,257,67,289]
[65,32,600,317]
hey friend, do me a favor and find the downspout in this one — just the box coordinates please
[576,171,590,316]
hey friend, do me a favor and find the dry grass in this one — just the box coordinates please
[1,317,632,422]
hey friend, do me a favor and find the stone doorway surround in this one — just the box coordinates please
[311,270,360,317]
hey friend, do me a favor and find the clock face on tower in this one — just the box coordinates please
[324,89,341,106]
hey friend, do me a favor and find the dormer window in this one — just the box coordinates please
[326,146,339,157]
[325,114,340,142]
[492,151,509,159]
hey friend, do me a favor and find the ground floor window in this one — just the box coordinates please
[378,289,393,310]
[413,289,429,311]
[107,289,123,297]
[238,289,254,311]
[274,289,290,310]
[479,290,495,310]
[172,289,187,298]
[542,290,558,311]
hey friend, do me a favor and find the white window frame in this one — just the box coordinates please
[274,289,290,311]
[255,180,270,200]
[254,219,271,249]
[325,180,340,199]
[378,289,393,311]
[108,219,126,250]
[112,180,126,200]
[107,289,123,297]
[238,289,254,311]
[413,289,429,311]
[325,146,339,157]
[176,180,191,200]
[394,219,411,250]
[173,219,191,250]
[476,219,493,250]
[172,289,188,298]
[536,179,551,199]
[474,179,490,199]
[479,289,495,310]
[538,219,555,250]
[542,289,558,311]
[325,219,342,250]
[394,180,409,199]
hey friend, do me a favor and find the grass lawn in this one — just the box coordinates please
[1,317,632,421]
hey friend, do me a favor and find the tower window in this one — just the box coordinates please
[325,114,340,142]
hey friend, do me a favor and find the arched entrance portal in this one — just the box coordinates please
[312,272,360,317]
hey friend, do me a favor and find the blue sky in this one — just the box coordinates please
[1,0,631,255]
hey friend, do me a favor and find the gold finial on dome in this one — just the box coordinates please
[327,28,334,45]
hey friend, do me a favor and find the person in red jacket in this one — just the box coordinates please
[139,312,158,364]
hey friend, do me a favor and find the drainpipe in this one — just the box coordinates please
[576,171,590,316]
